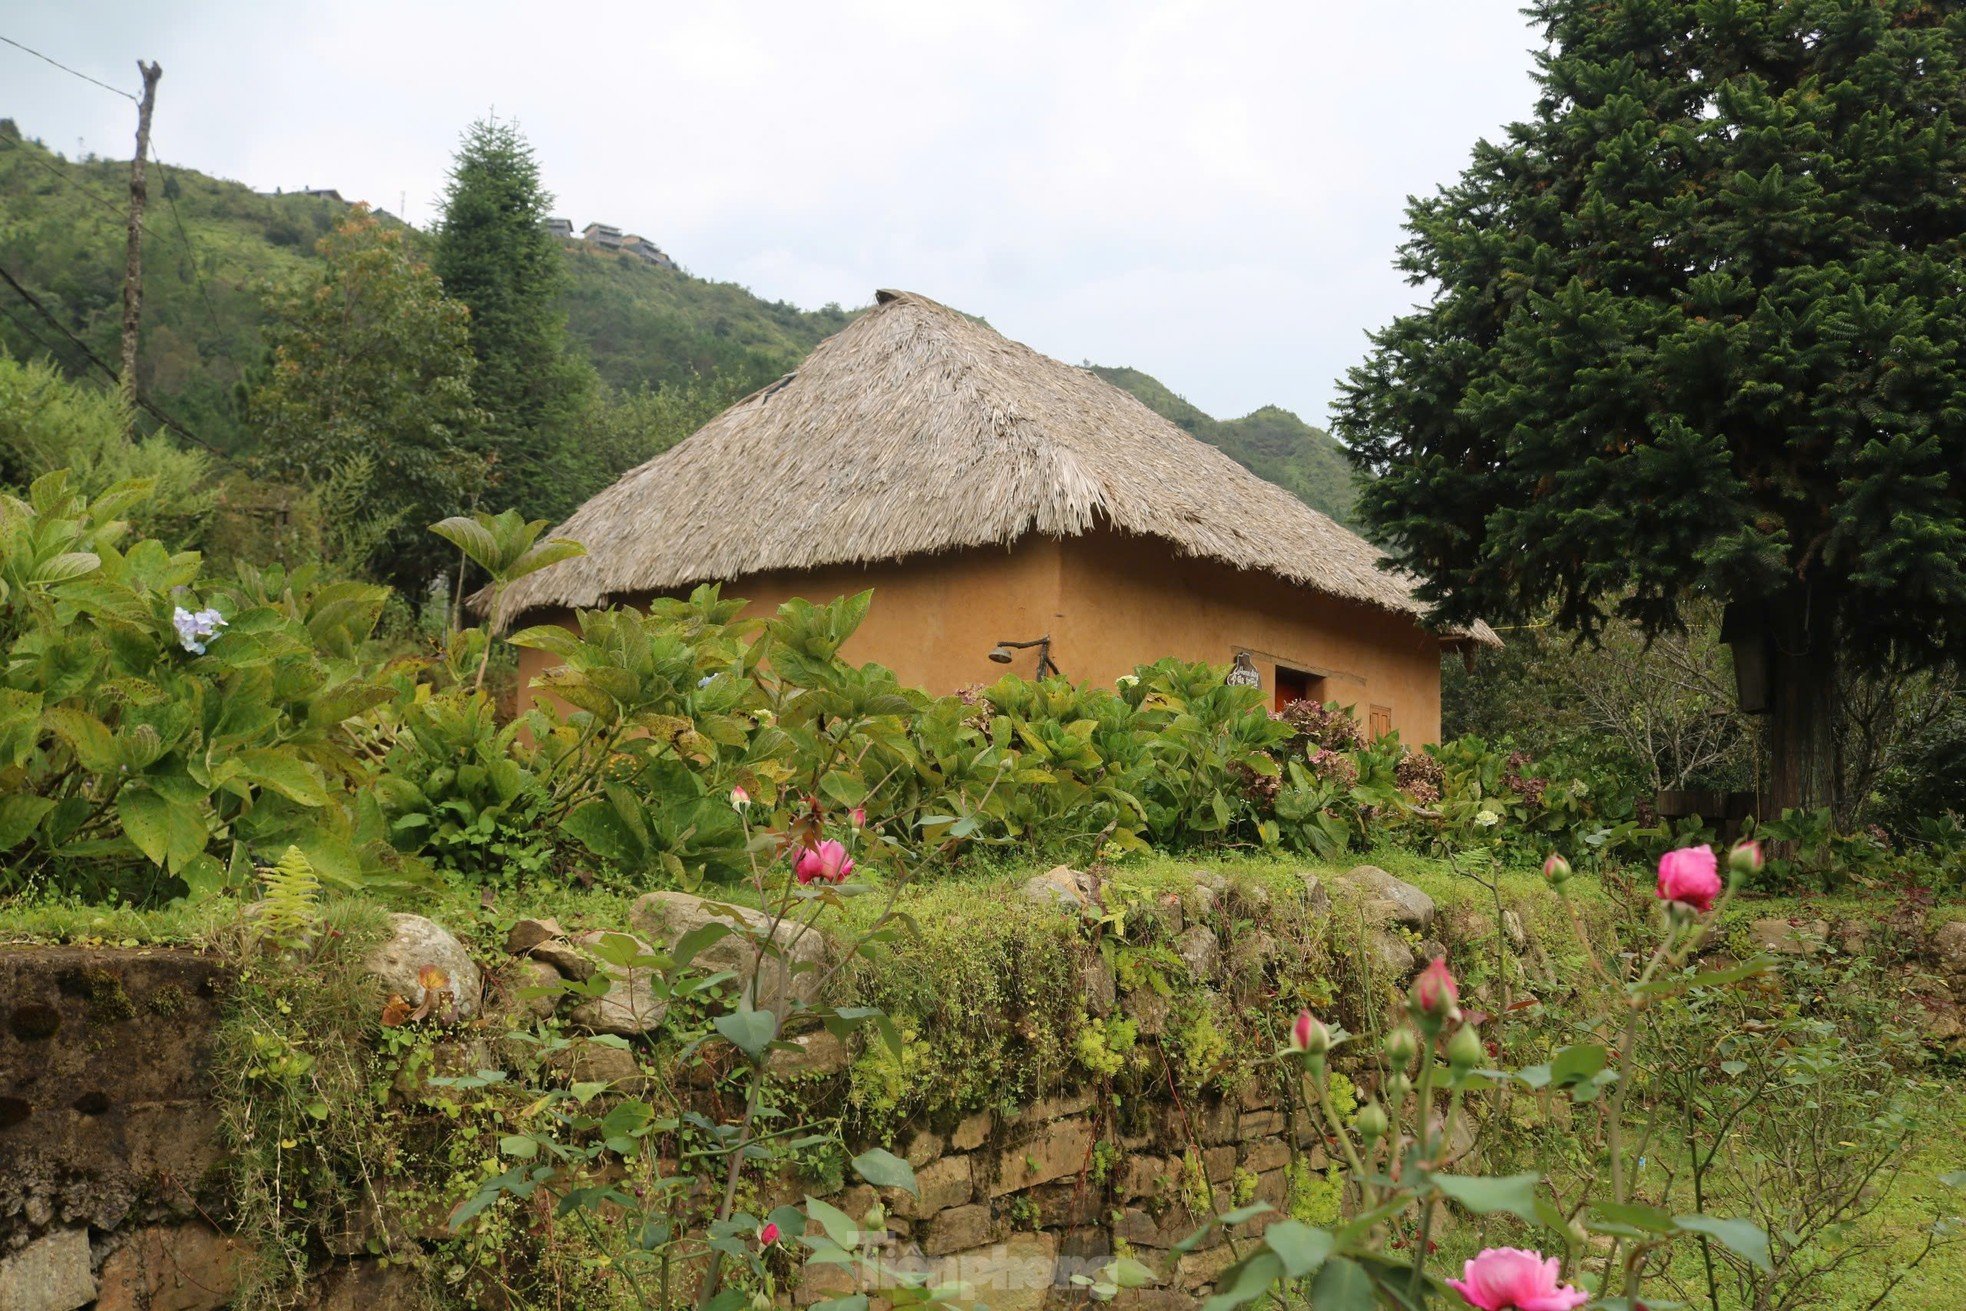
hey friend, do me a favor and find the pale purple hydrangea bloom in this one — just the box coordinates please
[172,606,226,655]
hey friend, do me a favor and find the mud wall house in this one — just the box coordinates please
[491,291,1496,742]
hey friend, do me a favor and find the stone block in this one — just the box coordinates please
[1240,1138,1292,1174]
[891,1154,974,1220]
[1749,918,1829,957]
[307,1260,427,1311]
[1081,959,1118,1017]
[96,1224,244,1311]
[503,917,565,956]
[1202,1145,1237,1183]
[922,1202,995,1257]
[1011,1091,1094,1125]
[1336,866,1436,933]
[365,913,481,1020]
[1175,1242,1239,1290]
[1238,1109,1285,1139]
[932,1232,1059,1311]
[560,931,667,1036]
[991,1116,1095,1195]
[902,1127,946,1166]
[0,1229,93,1311]
[630,891,829,1014]
[767,1030,851,1079]
[1116,1154,1174,1201]
[1175,925,1220,979]
[1021,866,1098,914]
[1192,1098,1240,1145]
[0,948,230,1233]
[950,1110,994,1151]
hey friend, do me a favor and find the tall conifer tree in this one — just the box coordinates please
[434,118,594,522]
[1337,0,1966,816]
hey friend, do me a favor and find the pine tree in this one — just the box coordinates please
[433,118,595,522]
[1336,0,1966,818]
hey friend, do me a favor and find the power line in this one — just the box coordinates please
[0,136,131,221]
[0,264,216,450]
[0,137,226,347]
[149,149,224,335]
[0,34,136,102]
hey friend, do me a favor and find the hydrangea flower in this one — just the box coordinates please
[172,606,226,655]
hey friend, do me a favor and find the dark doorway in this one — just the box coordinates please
[1274,666,1325,713]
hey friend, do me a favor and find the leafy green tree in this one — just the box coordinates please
[1337,0,1966,816]
[247,209,485,587]
[433,119,595,522]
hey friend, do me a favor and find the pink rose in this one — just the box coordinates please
[849,806,867,829]
[757,1221,779,1247]
[1288,1008,1329,1055]
[1657,844,1721,913]
[1447,1247,1588,1311]
[1728,838,1764,876]
[1541,852,1571,885]
[1412,957,1460,1024]
[730,786,751,810]
[794,838,853,886]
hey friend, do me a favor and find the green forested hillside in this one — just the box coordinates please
[0,121,1350,527]
[1089,364,1359,528]
[0,123,848,453]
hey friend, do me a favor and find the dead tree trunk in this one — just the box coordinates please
[119,61,162,427]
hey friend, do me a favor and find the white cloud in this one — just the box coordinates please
[5,0,1543,423]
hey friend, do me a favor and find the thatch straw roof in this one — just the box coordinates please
[493,289,1498,647]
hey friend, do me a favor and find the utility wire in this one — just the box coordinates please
[0,136,133,221]
[0,34,136,101]
[0,138,227,354]
[0,264,217,450]
[148,146,225,335]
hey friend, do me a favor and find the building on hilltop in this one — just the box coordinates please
[544,217,574,238]
[491,290,1497,741]
[619,233,676,269]
[581,222,623,249]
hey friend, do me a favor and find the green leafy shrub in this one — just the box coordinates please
[0,474,418,901]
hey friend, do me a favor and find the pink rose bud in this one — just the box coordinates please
[1656,844,1722,913]
[1412,957,1461,1026]
[1288,1008,1330,1056]
[757,1221,779,1247]
[850,806,867,829]
[794,838,854,886]
[1542,852,1571,885]
[1728,838,1763,877]
[730,786,751,810]
[1446,1247,1589,1311]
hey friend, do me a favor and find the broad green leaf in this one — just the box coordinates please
[235,748,329,806]
[1201,1252,1282,1311]
[850,1148,918,1197]
[804,1196,860,1250]
[1308,1256,1375,1311]
[499,1135,540,1159]
[0,794,54,850]
[714,1009,777,1060]
[1675,1214,1771,1272]
[1433,1173,1541,1224]
[43,707,119,772]
[1261,1220,1333,1277]
[117,788,175,867]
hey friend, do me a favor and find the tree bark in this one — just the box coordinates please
[119,61,163,428]
[1761,588,1840,819]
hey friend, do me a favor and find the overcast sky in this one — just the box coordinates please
[4,1,1545,426]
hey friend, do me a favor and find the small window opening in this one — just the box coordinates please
[1274,666,1326,714]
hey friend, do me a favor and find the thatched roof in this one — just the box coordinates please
[493,289,1498,647]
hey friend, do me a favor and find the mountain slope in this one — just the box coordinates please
[0,121,1354,529]
[1088,365,1360,528]
[0,124,847,451]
